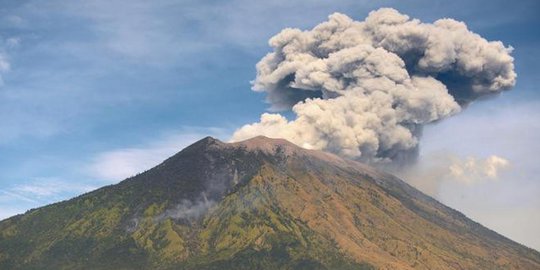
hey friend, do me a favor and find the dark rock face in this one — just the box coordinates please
[0,136,539,270]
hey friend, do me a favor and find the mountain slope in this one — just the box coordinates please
[0,136,539,269]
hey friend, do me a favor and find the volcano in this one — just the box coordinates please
[0,136,539,269]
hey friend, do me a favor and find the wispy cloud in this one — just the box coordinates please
[0,189,37,203]
[0,178,96,202]
[0,35,16,87]
[10,178,96,198]
[0,177,97,220]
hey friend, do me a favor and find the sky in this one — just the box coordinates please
[0,0,539,250]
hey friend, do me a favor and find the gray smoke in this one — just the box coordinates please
[232,8,515,164]
[155,195,214,222]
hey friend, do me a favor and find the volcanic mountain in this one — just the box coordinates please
[0,136,539,269]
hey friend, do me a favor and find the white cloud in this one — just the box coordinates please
[396,153,511,197]
[0,34,20,87]
[3,178,96,200]
[0,190,37,203]
[0,53,9,87]
[6,37,20,48]
[0,54,9,73]
[10,178,96,198]
[449,155,510,184]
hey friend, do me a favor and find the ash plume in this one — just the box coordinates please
[232,8,515,164]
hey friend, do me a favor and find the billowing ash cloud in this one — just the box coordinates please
[232,8,515,164]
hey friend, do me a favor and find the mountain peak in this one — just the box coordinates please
[191,136,225,148]
[185,135,309,158]
[180,135,302,159]
[229,135,301,155]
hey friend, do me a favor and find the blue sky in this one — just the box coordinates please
[0,0,539,249]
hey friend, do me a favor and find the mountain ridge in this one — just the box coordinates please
[0,136,539,269]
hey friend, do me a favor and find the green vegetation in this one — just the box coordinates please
[0,167,372,270]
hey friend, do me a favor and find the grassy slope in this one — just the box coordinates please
[0,162,372,269]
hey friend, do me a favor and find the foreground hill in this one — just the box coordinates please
[0,136,539,269]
